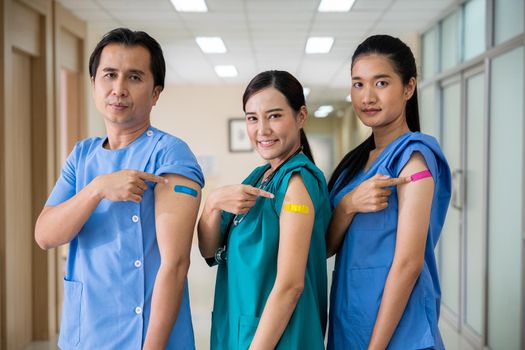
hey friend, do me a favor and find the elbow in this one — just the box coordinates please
[161,257,191,282]
[34,225,52,251]
[275,281,304,306]
[393,256,424,280]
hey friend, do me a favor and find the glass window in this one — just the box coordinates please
[422,26,438,80]
[465,71,485,335]
[488,46,523,350]
[441,11,460,71]
[440,81,462,316]
[463,0,485,60]
[419,85,438,137]
[494,0,524,45]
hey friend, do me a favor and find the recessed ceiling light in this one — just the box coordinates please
[303,87,311,97]
[314,105,334,118]
[214,65,238,78]
[196,37,227,53]
[318,0,356,12]
[170,0,208,12]
[305,37,334,54]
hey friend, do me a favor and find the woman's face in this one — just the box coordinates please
[350,54,415,130]
[244,87,306,168]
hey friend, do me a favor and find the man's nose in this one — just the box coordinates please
[112,78,128,97]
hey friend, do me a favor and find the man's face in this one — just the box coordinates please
[92,43,161,128]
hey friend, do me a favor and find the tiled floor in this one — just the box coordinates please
[439,318,478,350]
[25,248,479,350]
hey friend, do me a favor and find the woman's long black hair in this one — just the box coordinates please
[242,70,315,163]
[327,35,421,193]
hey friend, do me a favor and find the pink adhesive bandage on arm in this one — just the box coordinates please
[410,170,432,182]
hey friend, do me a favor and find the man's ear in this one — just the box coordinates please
[152,86,162,105]
[91,76,96,98]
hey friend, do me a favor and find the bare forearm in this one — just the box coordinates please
[197,202,222,258]
[143,263,188,350]
[35,181,102,250]
[326,204,354,257]
[249,285,303,350]
[367,261,422,350]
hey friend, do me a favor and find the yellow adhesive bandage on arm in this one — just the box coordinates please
[284,204,310,214]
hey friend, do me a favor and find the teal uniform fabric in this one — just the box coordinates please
[210,153,331,350]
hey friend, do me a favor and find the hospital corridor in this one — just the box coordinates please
[0,0,524,349]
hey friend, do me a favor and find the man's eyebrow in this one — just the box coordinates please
[100,67,145,75]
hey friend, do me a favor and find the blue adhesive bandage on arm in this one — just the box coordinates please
[174,185,198,197]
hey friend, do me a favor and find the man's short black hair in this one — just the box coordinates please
[89,27,166,89]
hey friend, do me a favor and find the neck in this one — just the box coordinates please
[372,116,410,150]
[268,144,302,171]
[104,121,151,150]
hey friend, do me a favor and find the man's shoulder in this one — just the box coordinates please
[70,136,104,157]
[154,128,185,146]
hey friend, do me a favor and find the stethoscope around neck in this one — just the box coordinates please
[208,146,303,266]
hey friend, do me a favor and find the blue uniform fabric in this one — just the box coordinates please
[47,127,204,350]
[210,154,331,350]
[327,132,451,350]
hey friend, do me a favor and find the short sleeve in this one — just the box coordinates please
[387,142,438,179]
[46,145,78,206]
[155,138,205,188]
[273,168,321,215]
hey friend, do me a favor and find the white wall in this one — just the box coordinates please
[151,85,263,188]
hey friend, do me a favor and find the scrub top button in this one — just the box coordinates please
[132,215,139,223]
[135,306,142,315]
[134,260,142,268]
[146,130,153,136]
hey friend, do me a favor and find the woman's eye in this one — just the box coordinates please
[130,75,142,81]
[104,73,116,79]
[376,80,388,87]
[246,116,257,122]
[352,82,362,88]
[269,114,281,119]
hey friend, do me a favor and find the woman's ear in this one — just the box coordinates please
[405,77,417,100]
[297,105,308,128]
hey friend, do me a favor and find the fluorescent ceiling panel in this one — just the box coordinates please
[214,65,238,77]
[170,0,208,12]
[196,37,227,53]
[318,0,356,12]
[305,37,334,54]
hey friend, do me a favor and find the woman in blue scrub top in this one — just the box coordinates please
[326,35,451,350]
[198,70,331,350]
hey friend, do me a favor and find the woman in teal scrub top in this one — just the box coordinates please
[198,70,331,350]
[327,35,451,349]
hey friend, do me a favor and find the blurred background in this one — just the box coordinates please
[0,0,524,349]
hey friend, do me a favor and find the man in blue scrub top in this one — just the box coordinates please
[34,28,204,349]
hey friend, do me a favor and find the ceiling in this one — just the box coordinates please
[56,0,457,106]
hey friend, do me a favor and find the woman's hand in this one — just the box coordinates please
[207,184,274,215]
[339,173,410,215]
[326,173,409,257]
[198,184,274,259]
